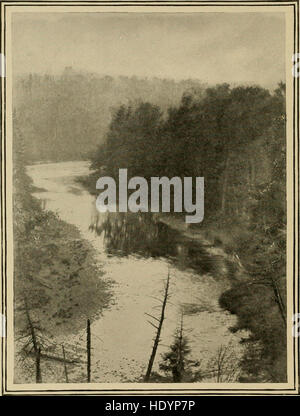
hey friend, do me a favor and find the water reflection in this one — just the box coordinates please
[90,210,225,278]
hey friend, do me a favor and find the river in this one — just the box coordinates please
[27,160,245,383]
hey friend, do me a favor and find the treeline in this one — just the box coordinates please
[90,83,285,218]
[89,82,287,382]
[13,68,205,163]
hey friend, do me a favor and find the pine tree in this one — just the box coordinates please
[159,315,202,382]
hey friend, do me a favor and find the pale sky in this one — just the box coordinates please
[12,12,285,87]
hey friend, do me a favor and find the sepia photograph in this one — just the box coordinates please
[0,1,299,395]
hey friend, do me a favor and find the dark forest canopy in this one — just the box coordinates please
[90,82,285,221]
[87,81,286,382]
[13,68,206,162]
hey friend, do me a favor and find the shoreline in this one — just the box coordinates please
[14,189,112,383]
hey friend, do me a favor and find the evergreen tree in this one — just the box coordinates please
[159,316,202,382]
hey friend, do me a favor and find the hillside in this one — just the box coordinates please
[13,68,205,162]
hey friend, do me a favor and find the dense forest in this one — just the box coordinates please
[86,82,287,382]
[13,68,204,162]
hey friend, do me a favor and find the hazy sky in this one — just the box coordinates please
[12,12,285,87]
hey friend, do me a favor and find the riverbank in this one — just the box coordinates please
[155,212,287,382]
[155,214,246,281]
[15,215,111,336]
[14,187,112,382]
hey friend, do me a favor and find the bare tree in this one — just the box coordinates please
[87,319,91,382]
[18,299,81,383]
[205,343,241,382]
[144,271,170,382]
[23,298,43,383]
[62,345,69,383]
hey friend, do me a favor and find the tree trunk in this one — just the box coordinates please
[87,319,91,382]
[24,298,38,355]
[270,277,286,326]
[24,298,42,382]
[144,272,170,382]
[36,347,42,383]
[176,314,184,382]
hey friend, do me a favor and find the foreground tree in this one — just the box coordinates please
[144,272,170,382]
[159,315,202,382]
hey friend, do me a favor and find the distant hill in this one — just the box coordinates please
[13,68,205,163]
